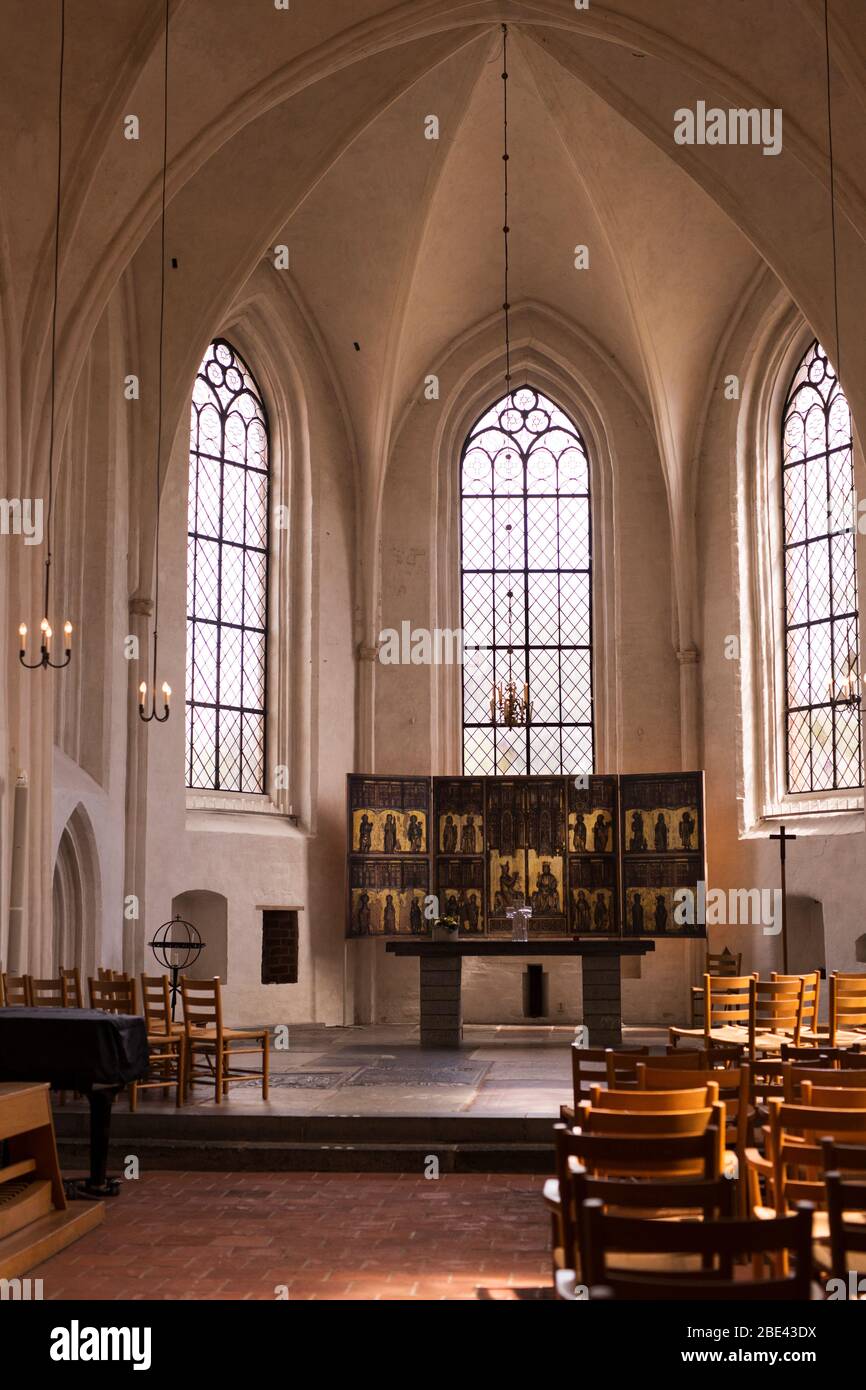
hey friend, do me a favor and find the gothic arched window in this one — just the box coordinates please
[782,339,860,793]
[186,339,269,792]
[460,386,593,775]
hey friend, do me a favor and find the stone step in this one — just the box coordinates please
[57,1135,555,1175]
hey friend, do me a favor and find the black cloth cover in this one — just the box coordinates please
[0,1007,149,1089]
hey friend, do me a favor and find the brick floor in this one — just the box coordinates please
[32,1172,551,1300]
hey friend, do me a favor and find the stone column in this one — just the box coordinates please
[581,955,622,1047]
[677,645,700,770]
[419,953,462,1047]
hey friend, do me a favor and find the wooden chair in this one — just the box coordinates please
[824,1172,866,1287]
[59,967,82,1008]
[545,1120,724,1271]
[781,1043,843,1066]
[691,948,742,1027]
[557,1160,736,1282]
[96,967,124,981]
[88,977,137,1015]
[745,1098,866,1273]
[180,977,269,1104]
[0,974,32,1007]
[637,1061,749,1209]
[604,1048,705,1090]
[577,1197,815,1300]
[821,1138,866,1175]
[670,973,754,1049]
[589,1083,720,1114]
[30,978,66,1008]
[800,1082,866,1108]
[133,975,185,1111]
[561,1045,649,1123]
[747,977,804,1053]
[773,970,820,1040]
[784,1067,866,1102]
[829,973,866,1048]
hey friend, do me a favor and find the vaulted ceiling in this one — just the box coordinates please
[2,0,864,525]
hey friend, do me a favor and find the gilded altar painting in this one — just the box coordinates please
[486,778,568,936]
[620,773,703,857]
[348,857,429,937]
[436,857,485,935]
[567,774,617,856]
[485,778,526,931]
[568,856,618,935]
[434,778,485,855]
[621,856,705,938]
[348,776,429,855]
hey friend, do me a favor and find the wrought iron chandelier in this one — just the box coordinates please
[139,0,172,723]
[19,0,73,672]
[489,24,532,731]
[823,0,861,714]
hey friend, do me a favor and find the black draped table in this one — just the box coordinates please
[0,1007,149,1198]
[385,938,656,1047]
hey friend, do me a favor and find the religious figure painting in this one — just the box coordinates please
[567,776,618,859]
[347,856,429,937]
[433,778,484,855]
[436,857,486,935]
[567,854,618,934]
[347,775,430,855]
[622,853,706,938]
[620,773,704,857]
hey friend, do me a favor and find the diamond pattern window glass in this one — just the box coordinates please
[782,339,861,793]
[186,339,269,792]
[460,387,593,775]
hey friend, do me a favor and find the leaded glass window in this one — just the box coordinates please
[460,387,593,775]
[186,339,269,792]
[782,339,860,792]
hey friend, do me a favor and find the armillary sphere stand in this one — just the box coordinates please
[148,914,206,1019]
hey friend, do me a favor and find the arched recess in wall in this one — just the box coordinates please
[167,890,229,982]
[52,803,101,977]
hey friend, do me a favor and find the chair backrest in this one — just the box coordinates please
[88,976,137,1014]
[30,976,66,1007]
[704,973,753,1033]
[750,976,803,1049]
[780,1043,842,1065]
[800,1082,866,1109]
[59,966,82,1008]
[140,974,174,1036]
[553,1120,722,1185]
[605,1049,705,1088]
[772,970,820,1030]
[180,976,222,1034]
[589,1083,719,1113]
[580,1198,814,1300]
[785,1067,866,1102]
[824,1172,866,1279]
[830,973,866,1046]
[570,1044,648,1104]
[821,1138,866,1174]
[637,1063,748,1144]
[1,973,32,1006]
[560,1160,736,1272]
[706,949,742,977]
[768,1098,866,1212]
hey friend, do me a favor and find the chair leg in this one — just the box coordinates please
[262,1030,269,1101]
[175,1041,184,1108]
[215,1044,223,1104]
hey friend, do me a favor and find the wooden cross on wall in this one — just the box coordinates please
[769,823,796,973]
